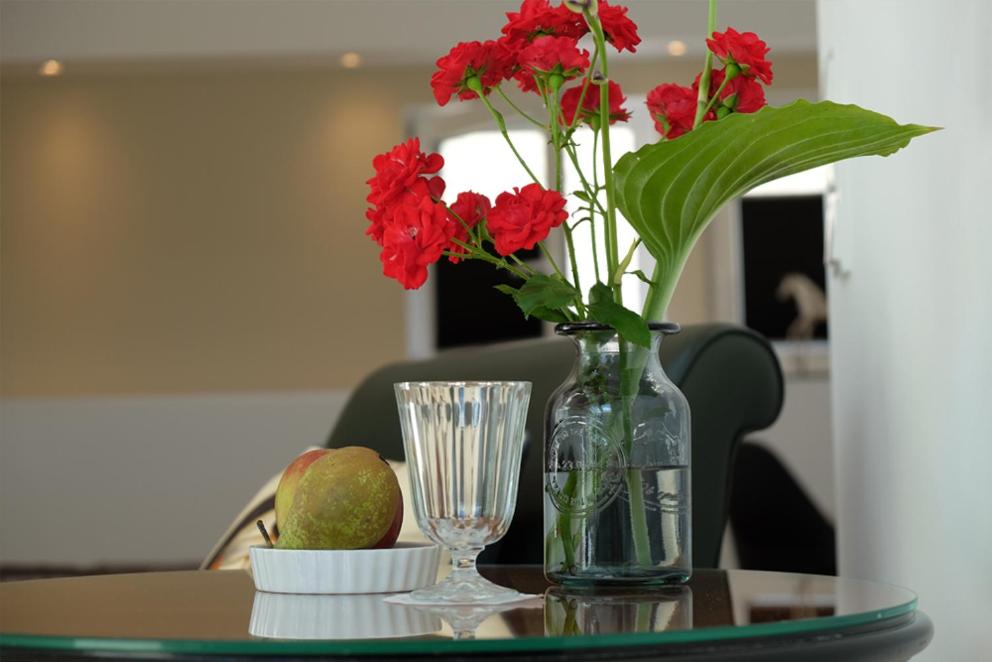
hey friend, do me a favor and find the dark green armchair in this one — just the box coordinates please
[327,324,783,568]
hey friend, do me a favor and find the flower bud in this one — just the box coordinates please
[549,73,565,91]
[465,76,485,95]
[716,106,732,119]
[563,0,597,16]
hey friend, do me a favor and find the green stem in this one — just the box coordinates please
[562,225,584,312]
[496,86,546,129]
[586,7,651,570]
[563,144,608,218]
[539,242,568,282]
[693,0,718,129]
[591,129,602,283]
[446,239,529,280]
[614,238,641,286]
[508,252,537,275]
[642,254,689,322]
[699,68,732,120]
[565,45,600,134]
[587,15,620,303]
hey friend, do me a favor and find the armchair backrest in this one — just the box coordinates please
[327,324,783,568]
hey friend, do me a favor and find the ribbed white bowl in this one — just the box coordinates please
[249,591,442,639]
[249,542,440,594]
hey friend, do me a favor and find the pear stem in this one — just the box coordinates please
[256,520,274,548]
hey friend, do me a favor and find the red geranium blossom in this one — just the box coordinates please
[380,196,456,290]
[516,36,590,92]
[598,1,641,53]
[705,68,766,113]
[487,184,568,256]
[446,191,491,263]
[431,40,513,106]
[501,0,586,47]
[706,27,773,85]
[366,138,445,244]
[560,80,631,126]
[646,83,703,139]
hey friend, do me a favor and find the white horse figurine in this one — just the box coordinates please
[776,273,828,341]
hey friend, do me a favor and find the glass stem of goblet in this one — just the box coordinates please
[449,547,483,582]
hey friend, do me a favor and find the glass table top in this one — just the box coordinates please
[0,567,918,657]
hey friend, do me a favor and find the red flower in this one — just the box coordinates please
[706,27,773,85]
[380,196,456,290]
[706,68,766,113]
[431,40,513,106]
[366,139,445,244]
[646,83,701,139]
[447,191,491,263]
[486,184,568,256]
[516,36,590,92]
[501,0,586,48]
[560,80,631,126]
[598,1,641,53]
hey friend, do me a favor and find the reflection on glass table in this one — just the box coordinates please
[545,586,693,636]
[0,567,932,660]
[248,592,442,640]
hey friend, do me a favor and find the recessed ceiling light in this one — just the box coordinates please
[667,40,687,57]
[340,52,362,69]
[39,59,63,76]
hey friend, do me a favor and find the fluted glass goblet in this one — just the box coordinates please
[394,381,531,604]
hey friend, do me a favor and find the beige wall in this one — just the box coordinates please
[1,66,430,396]
[1,56,817,397]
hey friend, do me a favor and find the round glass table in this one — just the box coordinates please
[0,567,932,660]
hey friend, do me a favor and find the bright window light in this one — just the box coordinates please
[439,130,547,202]
[746,165,832,197]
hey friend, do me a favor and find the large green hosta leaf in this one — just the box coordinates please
[614,100,936,314]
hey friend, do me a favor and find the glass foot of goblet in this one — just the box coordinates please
[406,549,524,605]
[408,572,522,605]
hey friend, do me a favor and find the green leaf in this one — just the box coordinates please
[494,275,578,323]
[614,100,937,284]
[587,283,651,348]
[572,189,593,203]
[588,282,613,305]
[628,270,654,287]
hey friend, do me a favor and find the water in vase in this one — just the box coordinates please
[545,464,691,585]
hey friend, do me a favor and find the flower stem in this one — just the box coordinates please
[563,144,608,218]
[446,239,530,280]
[496,86,546,129]
[693,0,718,129]
[539,242,568,282]
[584,6,652,571]
[699,67,733,119]
[565,45,600,135]
[586,13,620,303]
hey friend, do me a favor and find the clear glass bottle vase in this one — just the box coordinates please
[544,322,691,586]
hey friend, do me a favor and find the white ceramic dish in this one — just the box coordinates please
[248,591,442,639]
[249,542,441,594]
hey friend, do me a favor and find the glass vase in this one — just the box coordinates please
[544,322,691,586]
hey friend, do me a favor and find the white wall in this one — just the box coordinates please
[819,1,992,659]
[759,374,834,519]
[0,392,350,565]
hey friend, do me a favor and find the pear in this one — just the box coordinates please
[276,446,403,550]
[274,449,329,532]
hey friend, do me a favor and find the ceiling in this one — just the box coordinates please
[1,0,816,68]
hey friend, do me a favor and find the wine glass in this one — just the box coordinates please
[394,381,531,604]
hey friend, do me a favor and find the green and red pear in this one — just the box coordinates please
[275,446,403,550]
